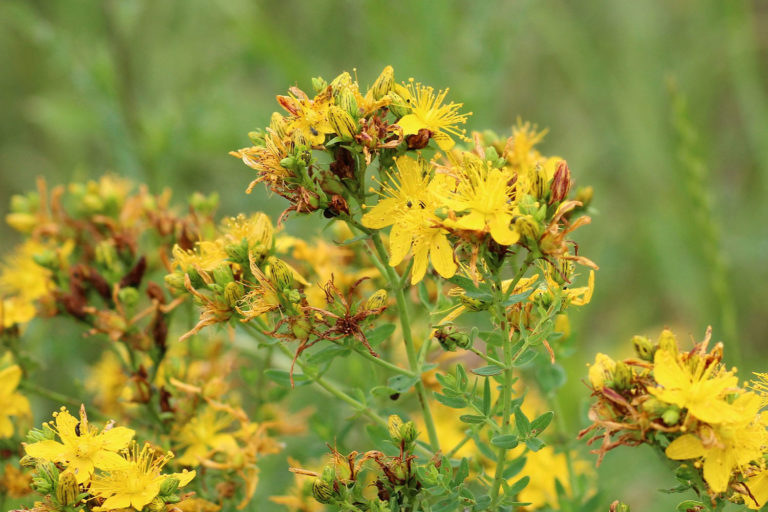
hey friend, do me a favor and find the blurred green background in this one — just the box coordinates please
[2,0,767,508]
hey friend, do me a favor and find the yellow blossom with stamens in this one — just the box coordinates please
[362,155,456,283]
[665,392,767,493]
[649,345,745,424]
[0,240,60,327]
[24,406,134,484]
[90,442,195,511]
[396,81,471,150]
[441,155,519,245]
[280,89,334,146]
[174,408,239,467]
[171,242,228,273]
[221,213,274,252]
[0,364,31,438]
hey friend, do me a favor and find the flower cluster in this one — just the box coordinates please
[22,405,194,512]
[581,328,768,509]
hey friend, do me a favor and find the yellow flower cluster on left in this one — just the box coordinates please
[0,240,59,328]
[23,405,195,511]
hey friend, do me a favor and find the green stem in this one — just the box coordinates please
[348,344,415,376]
[371,232,440,452]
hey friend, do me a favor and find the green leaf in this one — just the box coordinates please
[435,393,467,408]
[453,458,469,485]
[490,434,519,449]
[502,456,527,480]
[524,438,545,452]
[483,377,491,415]
[370,386,400,398]
[417,281,432,308]
[501,288,535,306]
[387,374,420,393]
[505,475,530,497]
[530,411,554,436]
[366,324,396,346]
[456,364,469,389]
[459,415,486,424]
[515,408,531,437]
[432,497,459,512]
[472,365,505,376]
[475,496,491,509]
[306,344,350,364]
[536,362,566,393]
[512,349,537,367]
[676,501,706,511]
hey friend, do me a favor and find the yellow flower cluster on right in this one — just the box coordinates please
[582,328,768,509]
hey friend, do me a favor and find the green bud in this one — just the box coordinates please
[186,268,205,289]
[337,88,359,118]
[285,289,301,303]
[457,294,491,312]
[365,289,388,311]
[610,501,631,512]
[248,130,265,145]
[515,215,540,239]
[291,318,312,340]
[19,455,35,468]
[312,478,334,504]
[388,415,404,443]
[632,335,655,361]
[118,287,140,308]
[531,165,548,200]
[370,65,394,100]
[94,240,118,269]
[328,106,358,140]
[159,476,180,496]
[612,361,632,390]
[400,420,418,445]
[224,282,244,308]
[10,194,33,213]
[164,272,187,293]
[147,497,166,512]
[386,92,410,118]
[267,257,293,289]
[447,331,472,350]
[213,264,235,286]
[329,71,353,92]
[311,76,328,94]
[661,406,681,426]
[189,192,219,216]
[657,329,679,356]
[56,472,79,506]
[641,397,666,416]
[225,240,250,264]
[32,249,58,271]
[575,185,594,208]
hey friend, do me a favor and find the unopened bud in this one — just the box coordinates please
[661,406,681,426]
[588,353,616,390]
[632,335,655,361]
[365,289,388,311]
[6,212,37,233]
[225,240,249,264]
[32,249,58,271]
[370,65,394,100]
[575,186,594,208]
[657,329,679,356]
[329,71,353,93]
[400,420,418,444]
[186,268,205,289]
[457,294,491,312]
[164,272,187,293]
[267,257,293,289]
[147,497,166,512]
[94,241,118,268]
[515,215,540,239]
[311,77,328,94]
[612,361,632,390]
[439,331,471,352]
[337,88,359,118]
[159,477,180,496]
[388,415,404,443]
[312,478,334,504]
[386,92,410,118]
[531,165,548,200]
[224,282,244,308]
[291,318,312,340]
[328,106,358,139]
[213,264,234,286]
[270,112,288,140]
[549,160,571,204]
[56,472,79,506]
[117,287,140,308]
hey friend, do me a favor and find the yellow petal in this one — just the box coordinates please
[488,214,519,246]
[171,469,196,487]
[702,449,730,493]
[454,211,485,231]
[92,450,131,471]
[0,365,22,394]
[429,233,456,279]
[100,426,135,451]
[388,224,412,267]
[396,114,423,136]
[0,416,13,438]
[652,349,689,393]
[410,239,430,285]
[665,434,705,460]
[25,439,66,461]
[432,131,455,151]
[362,198,399,229]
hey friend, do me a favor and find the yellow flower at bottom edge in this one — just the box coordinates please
[24,406,135,484]
[517,446,591,511]
[91,443,195,511]
[0,364,31,438]
[174,408,239,467]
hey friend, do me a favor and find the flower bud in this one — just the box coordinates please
[159,476,180,496]
[329,71,353,92]
[291,317,312,340]
[270,112,288,140]
[365,289,388,311]
[515,215,540,239]
[588,353,616,390]
[400,420,418,445]
[267,257,293,289]
[632,335,655,361]
[224,282,244,308]
[311,76,328,94]
[225,240,249,264]
[187,268,205,289]
[439,331,471,352]
[612,361,632,390]
[328,106,358,140]
[164,272,187,293]
[56,472,79,506]
[386,92,410,118]
[641,397,666,416]
[657,329,678,356]
[549,160,571,204]
[147,497,167,512]
[32,249,58,271]
[10,193,37,213]
[312,478,334,504]
[213,264,235,286]
[94,240,118,269]
[388,415,404,443]
[457,294,491,312]
[531,165,548,200]
[575,185,594,208]
[6,212,37,233]
[609,501,631,512]
[118,287,140,309]
[337,88,359,118]
[370,65,394,100]
[661,406,681,426]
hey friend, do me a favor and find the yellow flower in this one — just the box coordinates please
[588,353,616,390]
[174,408,239,467]
[0,239,61,327]
[279,89,334,146]
[0,463,33,499]
[220,213,273,254]
[649,346,743,424]
[362,155,456,283]
[0,364,31,438]
[85,351,136,417]
[396,81,471,150]
[24,406,134,484]
[743,468,768,509]
[441,156,519,245]
[171,242,228,273]
[269,458,324,512]
[518,446,590,510]
[91,442,195,511]
[665,404,766,493]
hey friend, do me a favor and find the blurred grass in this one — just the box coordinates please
[1,0,767,508]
